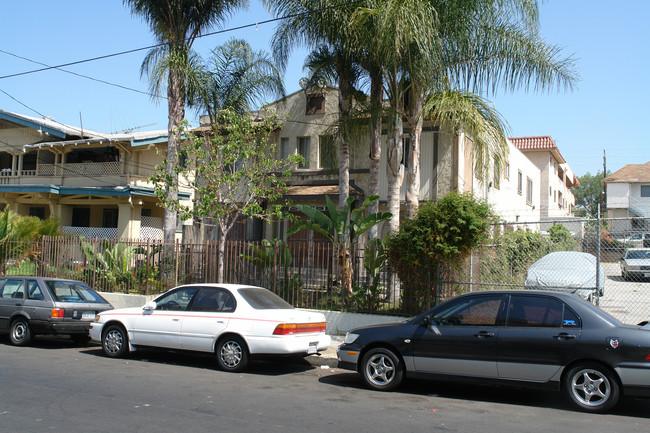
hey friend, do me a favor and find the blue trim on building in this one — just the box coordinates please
[0,184,190,200]
[0,112,67,139]
[131,135,169,147]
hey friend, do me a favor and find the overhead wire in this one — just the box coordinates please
[0,0,364,81]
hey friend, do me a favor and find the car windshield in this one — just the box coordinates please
[626,251,650,260]
[45,280,107,303]
[238,287,294,310]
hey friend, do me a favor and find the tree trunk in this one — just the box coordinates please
[217,224,225,283]
[386,111,404,233]
[367,72,383,240]
[164,68,184,245]
[406,90,424,219]
[338,76,351,209]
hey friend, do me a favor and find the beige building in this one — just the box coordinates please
[604,161,650,234]
[510,136,578,219]
[0,109,192,240]
[251,87,511,239]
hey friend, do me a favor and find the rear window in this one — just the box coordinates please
[45,280,108,304]
[238,287,294,310]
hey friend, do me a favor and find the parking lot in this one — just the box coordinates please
[599,262,650,325]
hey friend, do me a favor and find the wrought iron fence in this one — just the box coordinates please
[0,215,647,323]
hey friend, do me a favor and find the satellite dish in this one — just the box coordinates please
[299,77,309,89]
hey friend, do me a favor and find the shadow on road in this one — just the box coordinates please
[78,343,316,376]
[318,372,650,417]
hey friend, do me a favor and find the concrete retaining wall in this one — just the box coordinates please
[100,293,408,335]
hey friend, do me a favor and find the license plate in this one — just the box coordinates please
[81,312,96,320]
[307,342,318,354]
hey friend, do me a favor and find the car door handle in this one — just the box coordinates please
[172,318,180,322]
[474,331,495,338]
[15,303,22,306]
[553,333,576,340]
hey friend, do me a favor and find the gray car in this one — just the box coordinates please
[0,277,112,346]
[621,248,650,281]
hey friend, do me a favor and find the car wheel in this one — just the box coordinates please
[71,334,91,346]
[361,347,404,391]
[9,318,32,346]
[216,336,249,372]
[564,363,619,413]
[102,325,129,358]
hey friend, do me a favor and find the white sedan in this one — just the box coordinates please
[89,284,331,372]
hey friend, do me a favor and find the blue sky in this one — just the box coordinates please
[1,1,648,177]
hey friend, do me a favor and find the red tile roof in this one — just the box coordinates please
[510,135,566,164]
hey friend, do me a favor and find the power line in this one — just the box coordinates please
[0,0,363,81]
[0,49,164,101]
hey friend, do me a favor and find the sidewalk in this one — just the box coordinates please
[304,335,344,368]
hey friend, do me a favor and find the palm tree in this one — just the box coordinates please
[193,38,285,125]
[352,0,578,228]
[265,0,361,209]
[124,0,247,244]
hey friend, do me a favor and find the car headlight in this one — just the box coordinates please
[344,332,359,344]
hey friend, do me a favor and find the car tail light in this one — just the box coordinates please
[273,322,326,335]
[645,354,650,360]
[51,308,65,318]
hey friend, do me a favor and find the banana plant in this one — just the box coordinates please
[288,195,391,297]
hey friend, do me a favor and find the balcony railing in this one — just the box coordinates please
[0,162,125,179]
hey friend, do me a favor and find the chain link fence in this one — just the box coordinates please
[436,216,650,325]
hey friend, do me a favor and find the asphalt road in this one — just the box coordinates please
[1,337,649,433]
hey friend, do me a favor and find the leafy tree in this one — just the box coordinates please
[0,208,60,274]
[573,170,609,217]
[479,223,577,285]
[150,108,302,282]
[287,195,391,297]
[124,0,248,244]
[385,192,493,310]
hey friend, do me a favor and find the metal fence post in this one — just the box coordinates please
[596,204,601,306]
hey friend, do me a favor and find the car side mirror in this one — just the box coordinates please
[143,301,157,311]
[421,315,432,327]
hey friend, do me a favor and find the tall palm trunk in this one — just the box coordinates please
[165,68,184,245]
[386,110,403,234]
[406,88,424,219]
[337,75,351,209]
[367,71,383,240]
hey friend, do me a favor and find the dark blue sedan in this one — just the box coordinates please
[337,290,650,413]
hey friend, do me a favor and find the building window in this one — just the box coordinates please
[103,208,118,228]
[319,135,336,169]
[71,208,90,227]
[306,94,325,115]
[280,137,290,160]
[526,177,533,205]
[141,209,152,217]
[298,137,310,169]
[29,207,45,219]
[641,185,650,197]
[554,190,557,202]
[549,186,552,196]
[504,163,510,179]
[401,136,411,168]
[493,156,501,189]
[517,170,523,195]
